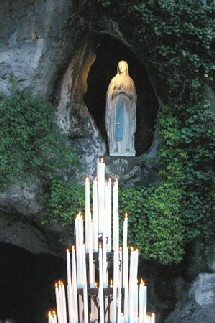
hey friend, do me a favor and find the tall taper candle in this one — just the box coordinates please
[67,249,71,286]
[123,212,128,250]
[113,178,119,251]
[98,158,105,234]
[93,178,98,251]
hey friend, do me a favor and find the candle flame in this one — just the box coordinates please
[85,176,90,182]
[110,279,113,287]
[100,157,104,163]
[67,248,70,253]
[108,177,111,182]
[54,282,58,288]
[72,245,75,250]
[141,278,145,285]
[95,282,98,288]
[152,313,155,318]
[124,212,128,218]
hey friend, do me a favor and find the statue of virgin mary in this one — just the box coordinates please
[105,61,136,156]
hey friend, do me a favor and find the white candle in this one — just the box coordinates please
[129,248,135,321]
[102,219,107,288]
[120,313,125,323]
[85,177,90,252]
[93,178,98,251]
[113,178,119,252]
[67,283,73,323]
[71,246,78,322]
[55,283,62,323]
[112,249,118,323]
[134,280,138,319]
[106,178,112,251]
[48,311,52,323]
[58,282,67,323]
[67,249,71,286]
[53,312,57,323]
[99,244,104,322]
[98,158,105,234]
[83,284,88,323]
[123,247,129,322]
[89,221,94,287]
[139,279,147,323]
[117,282,122,322]
[151,313,155,323]
[119,247,123,289]
[123,213,128,251]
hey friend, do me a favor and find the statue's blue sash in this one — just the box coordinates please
[115,94,124,141]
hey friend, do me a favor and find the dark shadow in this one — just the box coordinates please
[0,243,65,323]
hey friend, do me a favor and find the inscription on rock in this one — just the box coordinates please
[104,157,141,182]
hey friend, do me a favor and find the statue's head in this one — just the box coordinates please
[117,61,128,75]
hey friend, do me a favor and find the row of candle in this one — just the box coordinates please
[48,158,155,322]
[52,278,154,323]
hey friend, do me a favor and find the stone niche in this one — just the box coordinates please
[55,33,159,180]
[83,35,159,157]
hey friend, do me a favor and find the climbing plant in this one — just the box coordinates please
[0,88,79,189]
[96,0,215,263]
[43,0,215,264]
[1,1,215,265]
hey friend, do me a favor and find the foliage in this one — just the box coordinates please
[0,88,79,189]
[43,0,215,264]
[42,177,85,226]
[1,1,215,265]
[96,0,215,263]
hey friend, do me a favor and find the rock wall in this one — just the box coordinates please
[0,1,214,323]
[165,273,215,323]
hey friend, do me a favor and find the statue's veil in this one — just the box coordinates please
[117,60,128,75]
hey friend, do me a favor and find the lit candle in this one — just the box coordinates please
[117,281,122,322]
[67,248,71,286]
[48,311,52,323]
[119,247,123,289]
[123,247,129,322]
[67,283,73,323]
[113,178,119,252]
[112,249,118,323]
[98,157,105,234]
[89,221,94,287]
[71,246,78,322]
[103,217,107,288]
[129,248,135,321]
[93,178,98,251]
[139,279,146,323]
[120,313,125,323]
[85,177,90,252]
[59,281,67,323]
[123,212,128,251]
[99,244,104,323]
[55,283,62,323]
[83,284,88,323]
[151,313,155,323]
[53,311,57,323]
[134,279,138,319]
[106,177,112,251]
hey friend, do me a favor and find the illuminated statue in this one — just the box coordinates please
[105,61,136,156]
